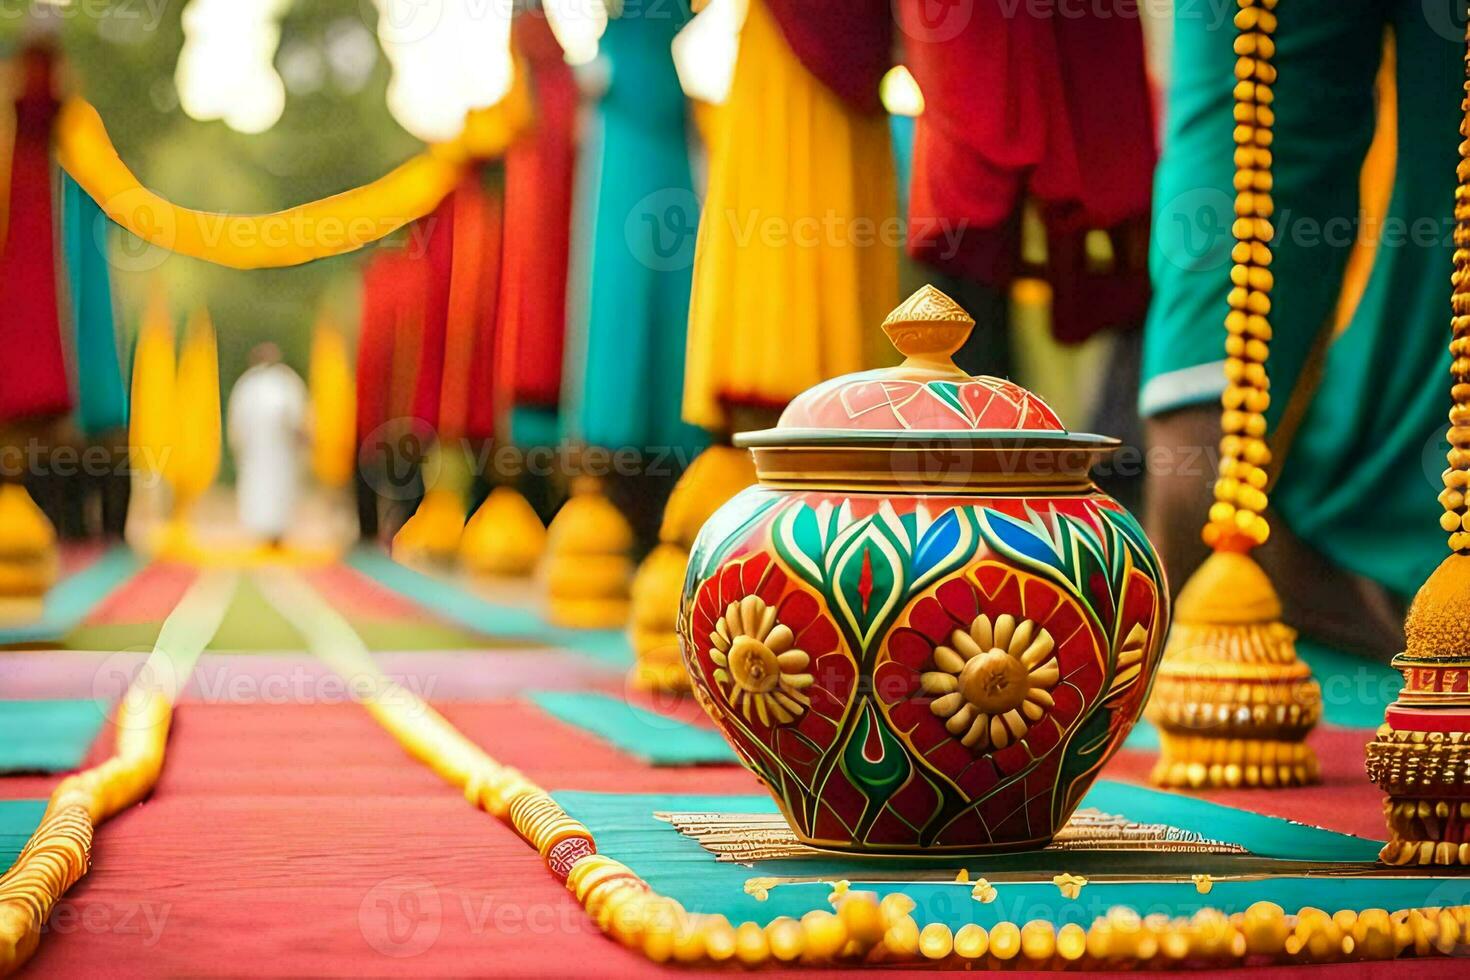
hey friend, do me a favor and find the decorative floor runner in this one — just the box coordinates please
[0,799,46,867]
[0,699,106,773]
[348,550,631,666]
[528,691,738,767]
[0,547,140,646]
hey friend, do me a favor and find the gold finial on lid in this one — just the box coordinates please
[881,285,976,371]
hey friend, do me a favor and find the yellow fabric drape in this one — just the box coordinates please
[682,0,898,431]
[309,315,357,489]
[171,307,221,507]
[53,66,531,271]
[128,288,176,480]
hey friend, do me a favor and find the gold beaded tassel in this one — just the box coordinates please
[1366,12,1470,867]
[1146,0,1324,790]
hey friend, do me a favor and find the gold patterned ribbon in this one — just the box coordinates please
[0,571,237,975]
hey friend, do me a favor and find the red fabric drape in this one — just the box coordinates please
[0,48,69,424]
[496,14,576,416]
[355,251,401,444]
[458,176,505,440]
[397,174,506,442]
[761,0,892,115]
[409,196,456,430]
[901,0,1156,341]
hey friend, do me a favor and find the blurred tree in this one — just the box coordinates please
[1,0,431,479]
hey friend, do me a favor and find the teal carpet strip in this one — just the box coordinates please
[0,799,47,868]
[348,550,633,666]
[0,547,141,646]
[529,691,737,766]
[0,699,107,773]
[553,782,1413,933]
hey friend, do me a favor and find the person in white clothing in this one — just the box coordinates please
[227,343,308,546]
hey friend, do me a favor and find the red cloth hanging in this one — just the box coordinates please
[0,48,70,425]
[409,195,456,430]
[901,0,1156,341]
[761,0,892,115]
[496,14,576,417]
[458,174,505,443]
[355,251,403,445]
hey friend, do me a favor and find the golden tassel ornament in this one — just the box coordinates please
[543,474,633,629]
[1147,0,1322,789]
[629,445,756,692]
[1366,13,1470,866]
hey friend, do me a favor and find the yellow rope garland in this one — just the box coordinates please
[0,572,235,976]
[1206,0,1279,552]
[0,690,170,975]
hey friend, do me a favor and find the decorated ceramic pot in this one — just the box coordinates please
[678,286,1169,853]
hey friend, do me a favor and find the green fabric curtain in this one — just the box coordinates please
[61,171,127,436]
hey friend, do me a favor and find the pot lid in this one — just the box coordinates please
[735,285,1114,451]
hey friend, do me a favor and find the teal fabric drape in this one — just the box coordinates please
[562,6,708,457]
[61,171,127,435]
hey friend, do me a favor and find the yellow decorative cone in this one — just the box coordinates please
[544,476,633,629]
[629,542,693,691]
[1147,551,1321,788]
[392,488,466,566]
[392,443,470,565]
[0,484,58,620]
[460,487,546,578]
[629,445,756,691]
[1145,1,1320,789]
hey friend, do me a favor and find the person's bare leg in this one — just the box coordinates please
[1145,406,1404,661]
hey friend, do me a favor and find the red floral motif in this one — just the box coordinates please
[683,553,857,793]
[875,564,1106,809]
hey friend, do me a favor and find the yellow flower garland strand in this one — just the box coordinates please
[1442,22,1470,551]
[1206,0,1279,552]
[258,568,1470,969]
[0,571,237,976]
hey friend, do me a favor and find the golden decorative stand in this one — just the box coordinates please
[543,475,633,628]
[1366,14,1470,866]
[0,484,57,622]
[629,444,756,692]
[460,486,546,578]
[1146,0,1321,789]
